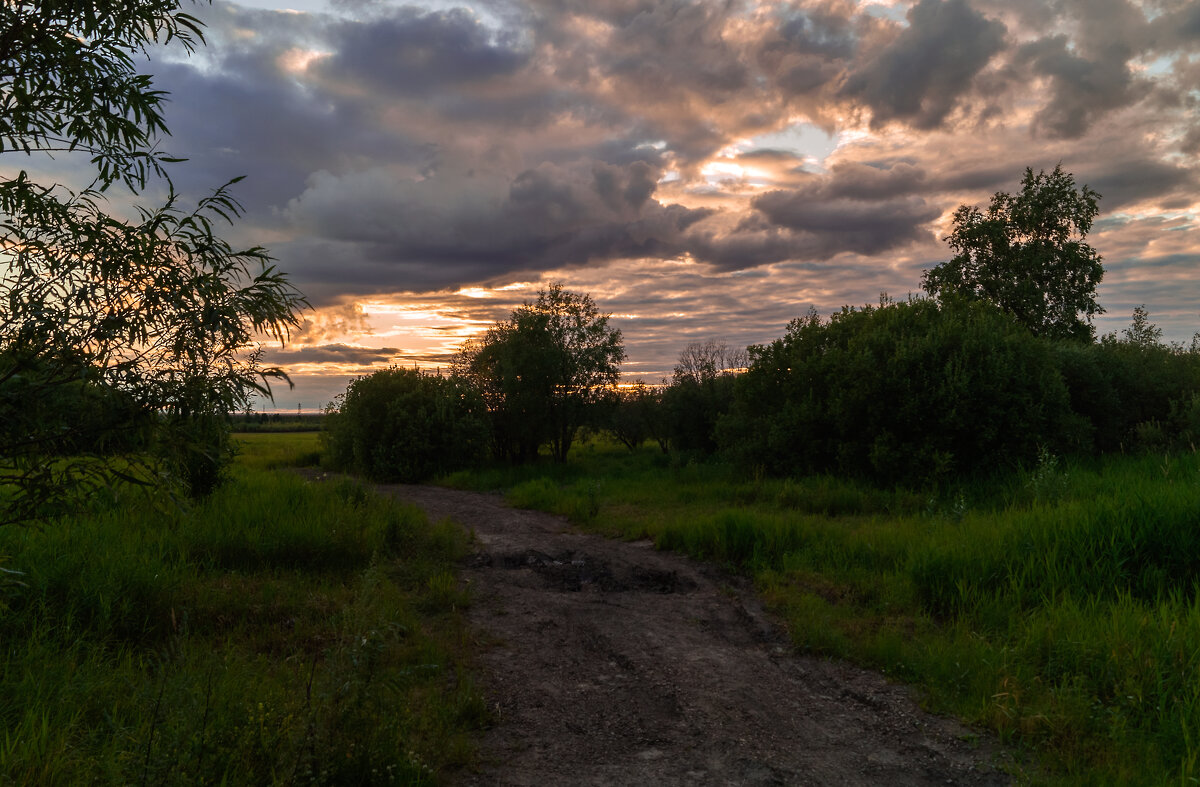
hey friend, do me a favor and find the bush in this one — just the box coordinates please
[719,297,1073,485]
[322,367,489,482]
[662,340,746,456]
[663,374,739,455]
[1053,336,1200,453]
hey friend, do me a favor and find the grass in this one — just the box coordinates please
[233,430,323,470]
[446,437,1200,785]
[0,435,485,785]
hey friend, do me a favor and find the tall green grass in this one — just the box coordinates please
[233,430,323,470]
[448,441,1200,784]
[1,446,483,784]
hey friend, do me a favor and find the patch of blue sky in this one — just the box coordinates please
[1137,54,1176,78]
[856,1,910,24]
[738,121,838,171]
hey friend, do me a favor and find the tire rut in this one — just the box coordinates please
[368,480,1012,786]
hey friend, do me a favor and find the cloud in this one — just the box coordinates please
[315,8,530,98]
[749,191,939,257]
[822,161,928,200]
[1086,156,1197,211]
[728,162,941,264]
[839,0,1006,129]
[282,159,713,286]
[264,343,399,365]
[292,301,372,344]
[1019,35,1142,138]
[88,0,1200,387]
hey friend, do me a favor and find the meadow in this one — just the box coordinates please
[10,428,1200,784]
[0,432,485,785]
[447,440,1200,785]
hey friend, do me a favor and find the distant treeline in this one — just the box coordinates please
[321,290,1200,488]
[712,297,1200,486]
[319,166,1200,488]
[233,413,326,433]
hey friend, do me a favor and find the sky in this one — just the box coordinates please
[54,0,1200,410]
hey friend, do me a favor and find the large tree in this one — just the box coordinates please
[1,0,306,522]
[457,284,625,463]
[922,165,1104,341]
[663,340,746,455]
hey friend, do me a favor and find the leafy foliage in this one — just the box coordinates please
[0,0,204,189]
[0,0,306,519]
[1054,307,1200,453]
[322,367,489,482]
[606,380,669,453]
[663,340,745,455]
[922,165,1103,341]
[1121,304,1163,348]
[456,284,625,463]
[719,297,1072,485]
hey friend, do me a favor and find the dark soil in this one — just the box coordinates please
[363,482,1013,786]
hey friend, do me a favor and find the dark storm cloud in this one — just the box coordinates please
[265,343,400,365]
[576,2,765,164]
[758,3,857,97]
[772,5,856,60]
[750,188,939,257]
[604,2,750,97]
[1085,157,1198,210]
[1019,36,1142,139]
[315,7,530,97]
[822,161,928,200]
[839,0,1006,129]
[282,160,713,285]
[683,224,815,270]
[146,0,990,293]
[148,3,441,211]
[106,0,1199,355]
[269,238,502,301]
[1150,3,1200,47]
[698,162,943,268]
[934,164,1021,195]
[153,60,426,212]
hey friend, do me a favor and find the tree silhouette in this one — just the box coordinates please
[1,0,307,521]
[457,284,624,463]
[922,165,1103,341]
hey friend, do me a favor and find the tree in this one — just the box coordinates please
[606,380,668,453]
[663,340,746,455]
[922,165,1104,341]
[456,284,625,463]
[1,0,306,522]
[322,367,489,482]
[1120,305,1163,349]
[718,298,1074,485]
[671,340,747,384]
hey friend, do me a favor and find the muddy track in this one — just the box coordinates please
[371,482,1011,786]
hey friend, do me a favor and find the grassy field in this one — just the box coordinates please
[235,430,324,470]
[446,439,1200,785]
[16,428,1199,783]
[0,432,484,785]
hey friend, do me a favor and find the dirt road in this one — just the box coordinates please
[377,483,1010,786]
